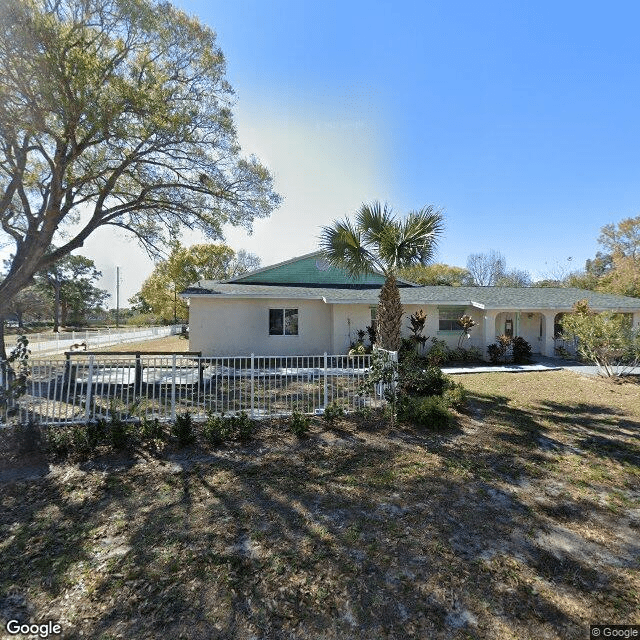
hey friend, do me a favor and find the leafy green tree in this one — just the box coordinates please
[320,201,444,350]
[561,299,640,377]
[35,255,108,330]
[567,218,640,297]
[399,263,471,286]
[0,0,280,355]
[138,244,260,323]
[4,286,49,327]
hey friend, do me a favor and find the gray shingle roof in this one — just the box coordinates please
[181,282,640,311]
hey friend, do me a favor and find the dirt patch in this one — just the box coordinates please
[0,371,639,639]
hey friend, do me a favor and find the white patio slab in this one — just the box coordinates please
[442,363,563,375]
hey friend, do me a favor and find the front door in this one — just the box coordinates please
[504,318,513,337]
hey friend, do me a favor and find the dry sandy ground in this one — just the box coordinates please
[0,370,638,639]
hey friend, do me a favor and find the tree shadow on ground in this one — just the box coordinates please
[1,400,638,639]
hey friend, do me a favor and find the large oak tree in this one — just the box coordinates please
[0,0,280,340]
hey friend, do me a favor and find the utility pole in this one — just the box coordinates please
[174,283,177,325]
[116,266,120,329]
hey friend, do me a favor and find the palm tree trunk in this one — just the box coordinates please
[377,274,403,351]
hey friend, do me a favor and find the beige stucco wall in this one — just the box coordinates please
[402,304,485,351]
[329,304,376,353]
[188,297,332,356]
[190,295,619,359]
[329,303,485,353]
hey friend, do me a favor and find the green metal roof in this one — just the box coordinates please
[229,251,387,286]
[182,282,640,311]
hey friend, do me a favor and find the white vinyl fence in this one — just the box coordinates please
[1,351,397,426]
[6,325,182,355]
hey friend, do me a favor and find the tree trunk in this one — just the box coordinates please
[377,275,403,351]
[53,278,61,332]
[0,318,6,362]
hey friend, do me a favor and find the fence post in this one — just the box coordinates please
[85,355,94,422]
[134,353,142,395]
[250,353,255,419]
[323,352,328,410]
[171,354,177,422]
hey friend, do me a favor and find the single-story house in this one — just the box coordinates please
[181,252,640,359]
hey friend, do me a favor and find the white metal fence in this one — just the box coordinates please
[1,351,397,426]
[4,325,182,355]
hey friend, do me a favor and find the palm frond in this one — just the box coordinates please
[357,201,394,246]
[318,219,378,277]
[394,206,445,268]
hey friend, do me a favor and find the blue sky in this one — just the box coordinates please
[82,0,640,300]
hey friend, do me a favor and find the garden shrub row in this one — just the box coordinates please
[30,399,359,459]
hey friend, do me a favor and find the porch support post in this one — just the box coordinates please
[482,311,498,361]
[542,311,557,357]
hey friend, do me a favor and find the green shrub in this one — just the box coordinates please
[323,401,345,424]
[109,414,130,449]
[71,424,93,455]
[139,417,164,442]
[397,395,452,430]
[425,338,450,366]
[289,410,310,436]
[465,346,483,361]
[399,362,448,397]
[46,427,72,457]
[442,381,467,410]
[172,411,195,447]
[202,413,233,445]
[487,343,504,364]
[512,336,532,364]
[202,412,254,444]
[233,411,254,443]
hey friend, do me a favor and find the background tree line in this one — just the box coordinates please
[398,215,640,296]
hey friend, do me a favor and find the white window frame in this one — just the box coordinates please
[269,308,299,336]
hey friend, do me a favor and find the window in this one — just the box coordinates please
[269,308,298,335]
[438,307,465,331]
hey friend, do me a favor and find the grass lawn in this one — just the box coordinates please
[0,370,638,639]
[23,334,191,362]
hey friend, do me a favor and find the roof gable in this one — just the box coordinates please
[229,251,387,286]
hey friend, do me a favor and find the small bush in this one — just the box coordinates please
[71,424,94,455]
[139,416,164,441]
[399,363,448,397]
[442,381,467,410]
[46,427,72,457]
[109,415,130,450]
[487,343,500,364]
[202,413,233,445]
[354,406,374,420]
[425,338,450,366]
[465,346,483,361]
[397,395,452,430]
[512,336,532,364]
[348,343,366,356]
[324,402,345,424]
[289,410,310,436]
[233,411,254,443]
[172,412,195,447]
[202,412,255,444]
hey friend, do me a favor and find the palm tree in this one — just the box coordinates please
[320,201,444,350]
